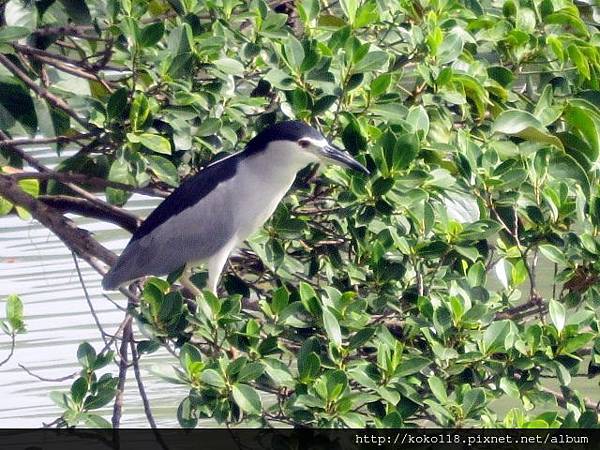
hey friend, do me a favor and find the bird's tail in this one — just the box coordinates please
[102,241,146,290]
[102,266,123,290]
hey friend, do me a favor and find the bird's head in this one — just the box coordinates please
[248,121,370,175]
[296,135,370,175]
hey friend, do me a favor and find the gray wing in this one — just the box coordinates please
[102,166,238,289]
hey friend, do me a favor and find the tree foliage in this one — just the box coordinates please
[1,0,600,428]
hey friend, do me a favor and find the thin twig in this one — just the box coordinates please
[103,294,127,312]
[18,364,77,382]
[112,316,132,429]
[0,332,16,367]
[11,171,170,198]
[0,133,94,147]
[44,195,140,233]
[72,252,109,345]
[129,339,157,428]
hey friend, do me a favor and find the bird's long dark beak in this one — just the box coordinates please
[322,144,370,175]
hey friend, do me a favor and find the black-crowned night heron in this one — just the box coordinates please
[102,120,369,294]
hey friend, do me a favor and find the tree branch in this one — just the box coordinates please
[0,54,94,130]
[112,316,132,429]
[24,52,115,91]
[43,195,140,233]
[0,173,116,269]
[1,137,153,231]
[129,339,158,428]
[12,43,126,72]
[10,171,170,198]
[0,132,94,147]
[0,332,16,367]
[18,363,77,382]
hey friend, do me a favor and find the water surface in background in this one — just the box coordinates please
[0,147,188,427]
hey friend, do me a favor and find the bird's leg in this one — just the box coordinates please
[206,245,235,296]
[180,265,201,297]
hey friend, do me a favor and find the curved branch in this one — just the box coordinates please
[42,195,140,233]
[11,171,170,198]
[0,332,16,367]
[0,174,117,269]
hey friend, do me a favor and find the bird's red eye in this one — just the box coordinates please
[298,139,311,148]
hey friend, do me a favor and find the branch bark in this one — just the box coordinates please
[0,174,116,270]
[0,133,94,147]
[42,195,140,233]
[112,316,132,429]
[10,171,170,198]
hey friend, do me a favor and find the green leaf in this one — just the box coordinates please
[339,0,358,24]
[128,133,172,155]
[370,73,392,97]
[482,320,510,354]
[549,299,566,333]
[548,153,590,197]
[5,0,37,30]
[299,351,320,381]
[107,87,129,120]
[83,389,116,410]
[83,414,112,428]
[348,327,375,350]
[158,291,183,322]
[49,391,70,409]
[59,0,92,24]
[352,51,388,73]
[283,35,305,70]
[354,0,379,28]
[342,119,367,153]
[139,22,164,47]
[201,369,226,388]
[567,44,590,80]
[298,337,320,376]
[312,95,338,114]
[562,333,594,354]
[71,377,89,405]
[395,356,431,377]
[0,197,13,216]
[538,244,567,266]
[0,77,38,135]
[563,103,600,160]
[177,397,197,428]
[491,110,564,150]
[145,155,179,187]
[271,287,289,315]
[6,294,24,332]
[232,383,262,415]
[77,342,96,369]
[0,26,30,42]
[325,370,348,400]
[394,133,419,169]
[214,58,245,75]
[299,0,320,22]
[106,158,134,205]
[323,307,342,347]
[428,376,448,403]
[237,362,265,383]
[462,388,485,417]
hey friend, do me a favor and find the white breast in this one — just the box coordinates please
[231,141,317,244]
